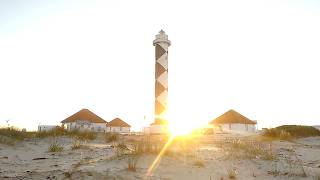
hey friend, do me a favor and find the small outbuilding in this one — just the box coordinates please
[38,125,58,132]
[61,109,107,132]
[106,118,131,134]
[209,109,257,133]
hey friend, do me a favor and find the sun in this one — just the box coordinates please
[168,122,194,136]
[166,112,199,136]
[166,111,212,136]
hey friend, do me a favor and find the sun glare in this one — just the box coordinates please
[167,112,206,136]
[168,122,193,136]
[166,99,213,136]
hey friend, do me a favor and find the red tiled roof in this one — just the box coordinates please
[106,118,131,127]
[61,109,107,123]
[209,109,257,125]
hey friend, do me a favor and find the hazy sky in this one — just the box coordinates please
[0,0,320,131]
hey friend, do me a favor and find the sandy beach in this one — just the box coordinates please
[1,133,319,180]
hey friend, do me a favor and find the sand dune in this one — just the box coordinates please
[0,134,319,180]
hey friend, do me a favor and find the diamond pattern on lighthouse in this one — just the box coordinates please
[153,30,170,124]
[157,71,168,87]
[155,100,166,115]
[157,54,168,70]
[155,81,166,97]
[155,63,166,78]
[156,90,168,107]
[156,44,166,58]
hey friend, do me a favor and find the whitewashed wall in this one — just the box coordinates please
[219,123,257,132]
[65,121,106,132]
[106,127,130,134]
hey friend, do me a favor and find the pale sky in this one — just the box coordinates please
[0,0,320,131]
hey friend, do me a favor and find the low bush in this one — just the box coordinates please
[276,125,320,137]
[262,125,320,139]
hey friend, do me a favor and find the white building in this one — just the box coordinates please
[209,109,257,133]
[106,118,131,134]
[143,119,169,134]
[61,109,107,132]
[38,125,57,132]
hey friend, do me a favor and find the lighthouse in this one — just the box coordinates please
[149,30,171,133]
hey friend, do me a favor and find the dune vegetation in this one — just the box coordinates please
[262,125,320,140]
[0,126,97,145]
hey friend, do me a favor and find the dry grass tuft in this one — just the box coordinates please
[193,159,205,167]
[127,155,140,172]
[115,142,129,157]
[279,130,292,140]
[64,171,72,178]
[71,138,85,150]
[222,139,276,160]
[227,168,237,179]
[105,133,119,143]
[49,140,63,152]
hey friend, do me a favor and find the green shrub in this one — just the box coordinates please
[262,125,320,139]
[276,125,320,137]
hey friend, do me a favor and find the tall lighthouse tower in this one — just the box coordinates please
[152,30,171,129]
